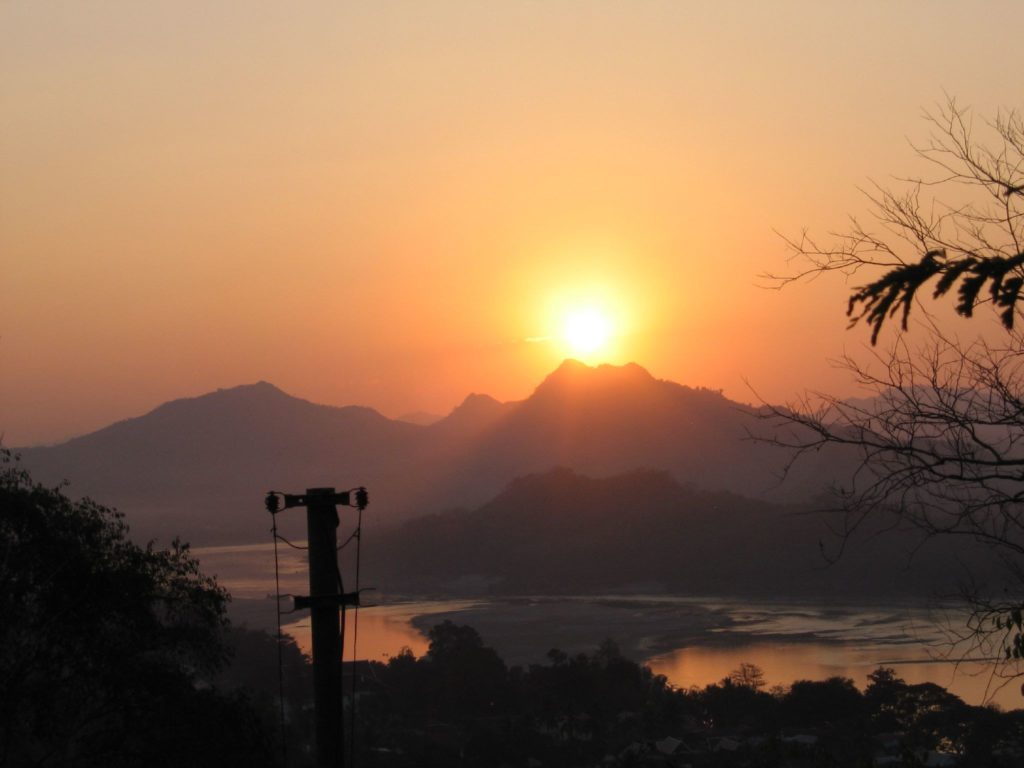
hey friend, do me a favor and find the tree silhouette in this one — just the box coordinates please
[423,621,509,718]
[765,97,1024,689]
[781,677,864,728]
[0,449,275,767]
[728,662,767,691]
[770,98,1024,342]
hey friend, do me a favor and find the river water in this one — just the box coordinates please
[195,543,1024,710]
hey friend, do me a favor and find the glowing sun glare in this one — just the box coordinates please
[563,308,612,356]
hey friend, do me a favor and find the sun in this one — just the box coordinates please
[562,308,612,357]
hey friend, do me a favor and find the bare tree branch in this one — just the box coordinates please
[763,99,1024,685]
[764,98,1024,343]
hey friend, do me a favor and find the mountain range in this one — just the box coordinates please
[17,360,998,598]
[16,360,844,546]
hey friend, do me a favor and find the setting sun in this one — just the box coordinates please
[563,308,613,358]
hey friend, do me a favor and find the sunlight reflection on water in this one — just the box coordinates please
[195,544,1023,710]
[646,641,1020,711]
[282,600,483,661]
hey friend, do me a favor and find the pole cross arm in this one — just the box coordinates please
[283,490,351,509]
[265,486,369,513]
[294,591,361,610]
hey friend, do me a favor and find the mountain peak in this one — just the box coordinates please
[435,392,510,432]
[222,380,291,397]
[446,392,504,420]
[534,360,656,398]
[208,380,288,399]
[151,380,295,414]
[553,358,591,375]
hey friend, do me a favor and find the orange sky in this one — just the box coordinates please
[2,2,1022,446]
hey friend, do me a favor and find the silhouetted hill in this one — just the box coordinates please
[18,382,421,543]
[17,362,849,545]
[368,467,996,598]
[429,392,515,438]
[415,360,844,513]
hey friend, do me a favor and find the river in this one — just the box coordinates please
[195,542,1024,710]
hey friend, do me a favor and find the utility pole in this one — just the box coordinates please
[266,486,368,768]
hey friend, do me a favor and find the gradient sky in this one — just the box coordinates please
[2,1,1022,446]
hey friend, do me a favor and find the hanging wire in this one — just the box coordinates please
[270,512,290,768]
[348,504,365,767]
[332,549,351,765]
[337,527,358,551]
[274,531,309,551]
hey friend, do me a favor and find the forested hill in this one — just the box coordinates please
[366,467,996,598]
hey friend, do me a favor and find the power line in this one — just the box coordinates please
[270,513,290,768]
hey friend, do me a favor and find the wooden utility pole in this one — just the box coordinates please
[307,488,343,768]
[267,486,367,768]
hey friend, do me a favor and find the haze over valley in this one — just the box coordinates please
[18,361,992,600]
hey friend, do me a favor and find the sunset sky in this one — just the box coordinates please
[3,1,1022,446]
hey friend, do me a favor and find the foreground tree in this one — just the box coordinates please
[774,99,1024,341]
[768,98,1024,689]
[0,449,276,767]
[728,662,767,691]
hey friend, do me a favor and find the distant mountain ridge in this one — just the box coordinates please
[367,466,995,598]
[395,411,444,426]
[17,361,847,545]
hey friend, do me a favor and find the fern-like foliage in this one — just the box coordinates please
[848,249,1024,343]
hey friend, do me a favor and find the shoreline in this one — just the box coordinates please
[224,592,1021,709]
[403,594,941,666]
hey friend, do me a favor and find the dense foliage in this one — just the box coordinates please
[347,622,1024,767]
[0,449,277,768]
